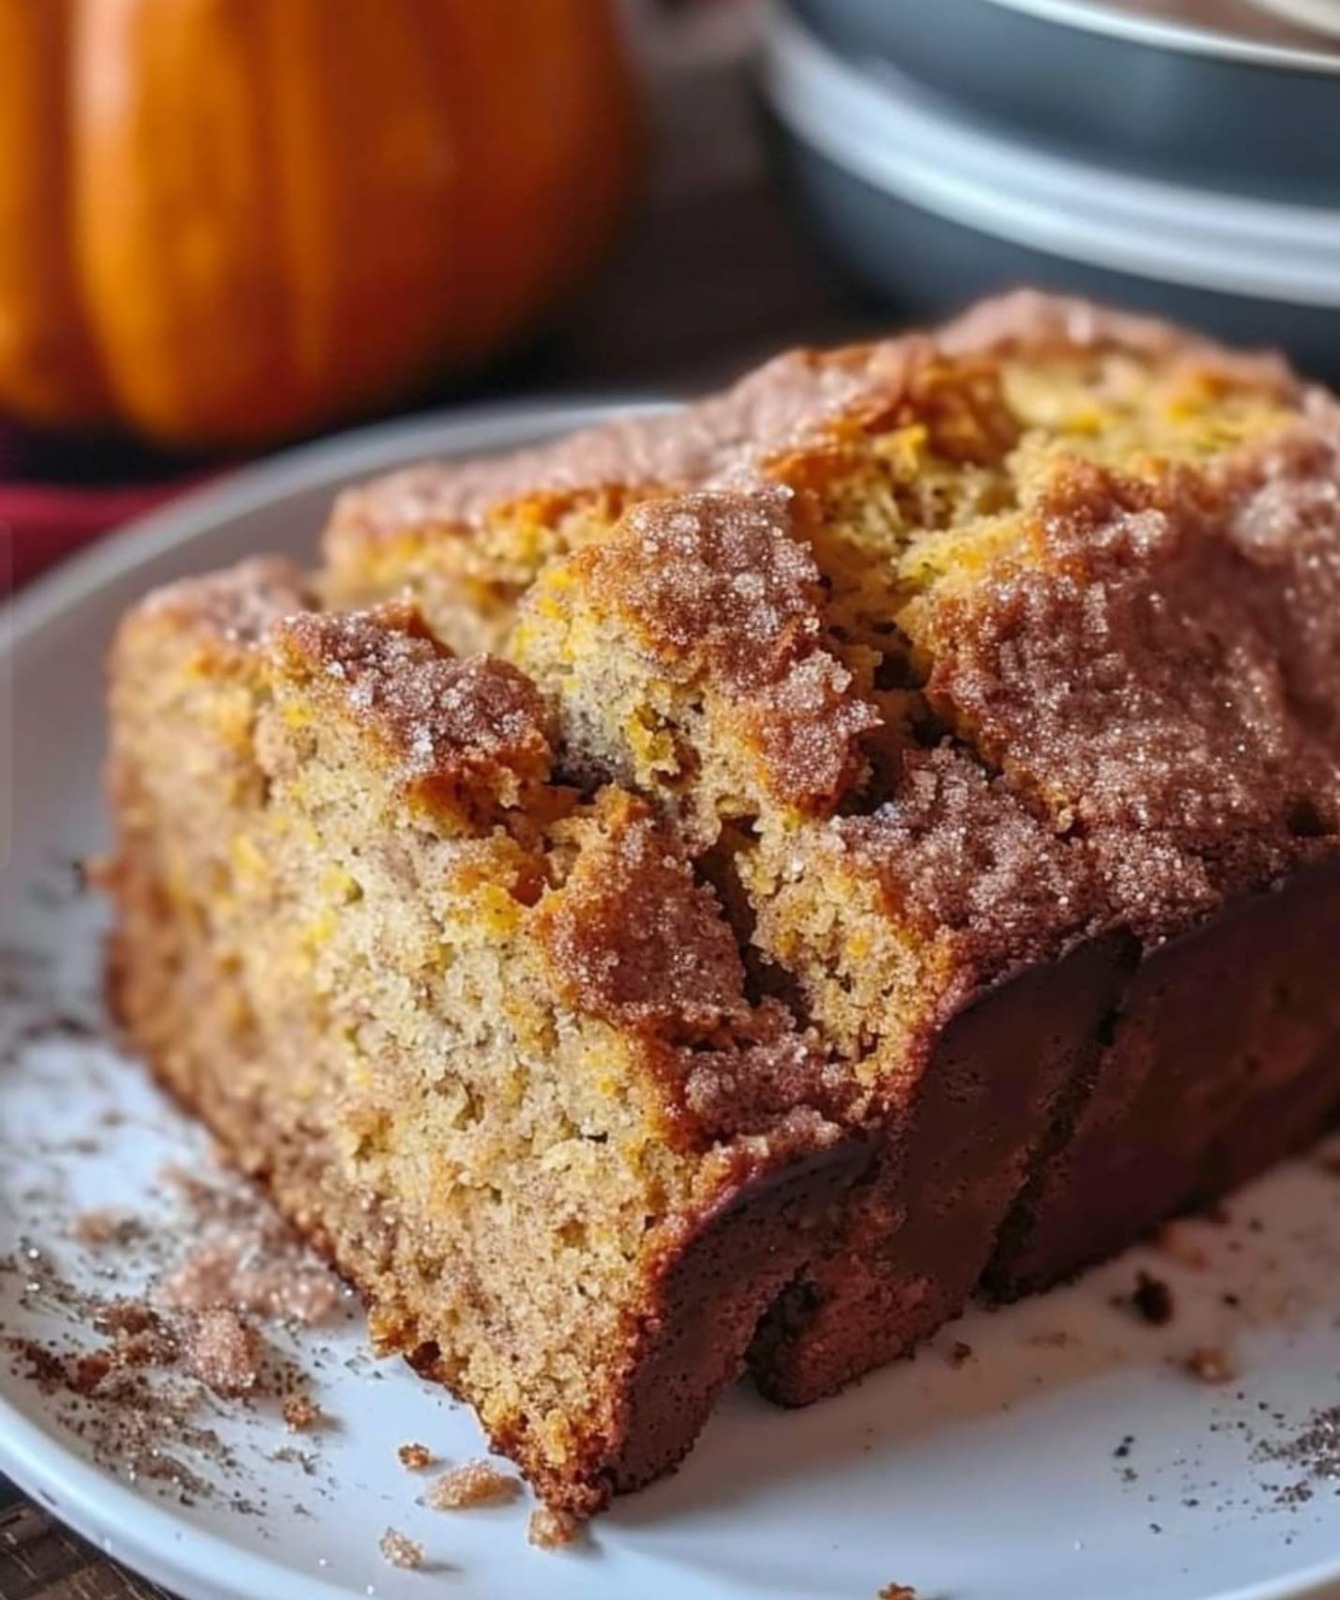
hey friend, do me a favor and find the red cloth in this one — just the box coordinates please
[0,418,203,592]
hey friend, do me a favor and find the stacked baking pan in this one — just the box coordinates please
[760,0,1340,368]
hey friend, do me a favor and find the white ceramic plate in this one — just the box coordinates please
[5,402,1340,1600]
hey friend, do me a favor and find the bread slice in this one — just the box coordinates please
[103,558,863,1512]
[315,293,1340,1405]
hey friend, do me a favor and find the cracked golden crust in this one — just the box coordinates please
[552,487,881,816]
[322,290,1299,569]
[536,789,750,1041]
[269,606,554,819]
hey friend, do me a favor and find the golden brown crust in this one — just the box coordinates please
[269,605,554,820]
[324,290,1299,572]
[535,790,749,1041]
[556,487,880,817]
[125,555,315,647]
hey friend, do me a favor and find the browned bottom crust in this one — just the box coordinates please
[752,859,1340,1402]
[990,857,1340,1296]
[749,935,1131,1405]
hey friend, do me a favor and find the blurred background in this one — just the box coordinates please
[4,0,1339,588]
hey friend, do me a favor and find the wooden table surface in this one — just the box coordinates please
[0,21,893,1600]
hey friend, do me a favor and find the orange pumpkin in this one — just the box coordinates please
[0,0,639,450]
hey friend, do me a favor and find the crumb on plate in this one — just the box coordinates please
[527,1505,581,1550]
[1154,1220,1209,1271]
[72,1208,139,1246]
[282,1392,321,1431]
[179,1307,261,1396]
[379,1527,424,1570]
[426,1459,521,1510]
[1183,1344,1236,1384]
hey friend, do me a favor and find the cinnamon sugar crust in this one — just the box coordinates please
[271,605,554,824]
[536,791,750,1040]
[325,291,1298,571]
[906,455,1340,936]
[829,745,1104,973]
[529,487,879,829]
[134,555,315,646]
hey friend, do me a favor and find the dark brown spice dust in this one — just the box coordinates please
[1129,1271,1175,1326]
[2,1155,343,1512]
[0,917,355,1520]
[1255,1404,1340,1487]
[3,1327,237,1502]
[1276,1480,1315,1507]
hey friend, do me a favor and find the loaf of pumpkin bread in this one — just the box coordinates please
[105,294,1340,1510]
[321,292,1340,1402]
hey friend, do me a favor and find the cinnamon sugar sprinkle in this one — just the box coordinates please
[1,1146,343,1509]
[156,1164,342,1325]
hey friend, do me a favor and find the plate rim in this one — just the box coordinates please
[976,0,1340,75]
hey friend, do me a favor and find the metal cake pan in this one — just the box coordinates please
[761,7,1340,377]
[788,0,1340,200]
